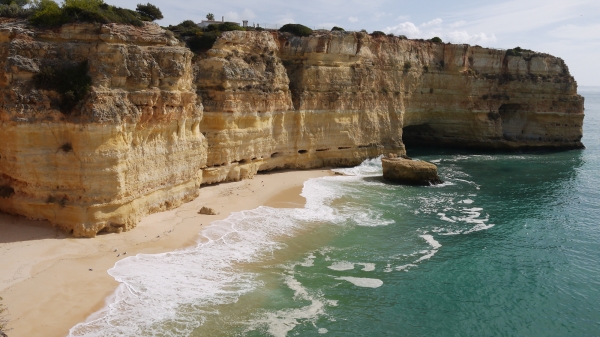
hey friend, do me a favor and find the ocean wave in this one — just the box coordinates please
[331,156,383,177]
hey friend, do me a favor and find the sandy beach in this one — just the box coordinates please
[0,169,332,337]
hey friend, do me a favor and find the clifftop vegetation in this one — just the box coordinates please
[167,18,247,53]
[278,23,312,37]
[0,0,163,27]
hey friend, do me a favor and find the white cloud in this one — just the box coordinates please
[384,21,420,36]
[224,9,256,22]
[396,15,410,21]
[548,24,600,40]
[445,31,497,44]
[384,19,496,45]
[421,18,442,28]
[348,16,359,23]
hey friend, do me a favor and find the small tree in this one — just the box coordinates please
[206,13,214,21]
[136,3,162,21]
[331,26,344,32]
[430,36,442,43]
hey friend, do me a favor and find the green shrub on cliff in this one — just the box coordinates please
[506,47,533,57]
[33,60,92,113]
[167,20,245,53]
[279,23,312,37]
[206,22,244,32]
[429,36,442,43]
[331,26,344,32]
[28,0,161,27]
[0,2,32,17]
[371,31,386,37]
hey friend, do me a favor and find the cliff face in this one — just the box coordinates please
[0,21,205,237]
[0,22,584,236]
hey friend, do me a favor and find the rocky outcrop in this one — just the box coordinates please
[0,21,585,236]
[382,155,442,186]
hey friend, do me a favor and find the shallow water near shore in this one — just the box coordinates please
[70,87,600,337]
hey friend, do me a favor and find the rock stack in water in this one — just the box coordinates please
[381,154,443,186]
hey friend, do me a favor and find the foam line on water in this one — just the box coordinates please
[327,261,376,271]
[248,273,327,337]
[420,234,442,249]
[335,276,383,288]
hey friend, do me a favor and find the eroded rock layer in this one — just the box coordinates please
[0,22,584,236]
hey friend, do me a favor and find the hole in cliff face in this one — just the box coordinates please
[59,142,73,152]
[0,185,15,198]
[271,152,282,158]
[402,124,441,146]
[298,150,308,154]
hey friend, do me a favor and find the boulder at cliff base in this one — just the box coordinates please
[381,156,443,186]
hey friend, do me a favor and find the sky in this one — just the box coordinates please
[107,0,600,86]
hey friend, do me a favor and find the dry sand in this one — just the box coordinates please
[0,169,332,337]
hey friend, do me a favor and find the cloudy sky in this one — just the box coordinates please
[108,0,600,86]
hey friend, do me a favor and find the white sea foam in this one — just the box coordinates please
[335,276,383,288]
[459,199,474,204]
[249,273,328,337]
[69,174,350,337]
[396,263,417,271]
[319,328,329,334]
[299,254,316,267]
[420,234,442,249]
[331,156,383,177]
[359,263,376,271]
[328,261,355,271]
[437,213,457,223]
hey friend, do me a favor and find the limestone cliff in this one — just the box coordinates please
[0,21,584,237]
[0,20,205,237]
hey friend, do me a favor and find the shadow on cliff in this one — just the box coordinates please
[0,212,66,243]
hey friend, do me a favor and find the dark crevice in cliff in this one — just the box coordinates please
[281,61,303,110]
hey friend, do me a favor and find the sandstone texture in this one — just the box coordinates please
[0,22,585,236]
[381,156,442,186]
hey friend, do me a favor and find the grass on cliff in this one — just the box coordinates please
[24,0,163,28]
[33,60,91,113]
[166,20,245,53]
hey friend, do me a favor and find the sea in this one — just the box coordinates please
[70,86,600,337]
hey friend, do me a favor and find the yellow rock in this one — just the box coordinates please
[0,23,585,236]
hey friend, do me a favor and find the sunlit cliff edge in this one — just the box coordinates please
[0,20,584,237]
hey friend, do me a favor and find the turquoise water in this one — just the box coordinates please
[70,87,600,337]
